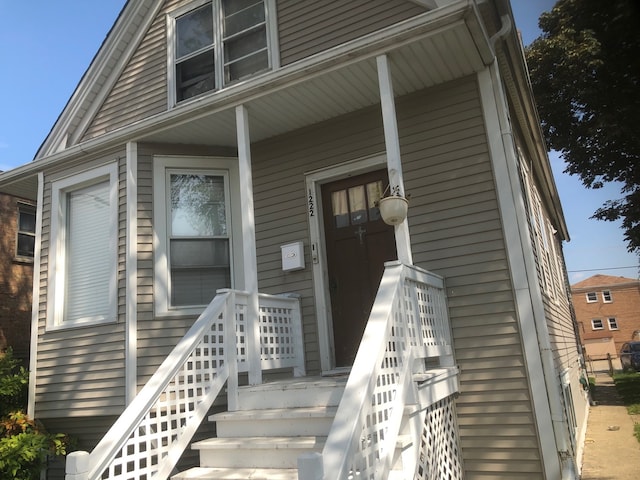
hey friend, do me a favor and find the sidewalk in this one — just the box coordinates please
[581,372,640,479]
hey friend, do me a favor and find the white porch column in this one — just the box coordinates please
[376,54,413,265]
[125,142,138,404]
[236,104,262,385]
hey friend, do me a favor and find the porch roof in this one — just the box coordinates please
[0,0,492,201]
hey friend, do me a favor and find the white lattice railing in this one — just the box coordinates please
[65,289,304,480]
[299,261,462,480]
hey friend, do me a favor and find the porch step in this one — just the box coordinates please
[211,405,338,437]
[172,466,298,480]
[193,436,325,468]
[235,376,347,409]
[172,376,346,480]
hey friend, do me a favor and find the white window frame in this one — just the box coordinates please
[166,0,279,107]
[153,155,242,317]
[586,292,598,303]
[607,317,618,330]
[47,163,119,330]
[602,290,613,303]
[591,319,604,330]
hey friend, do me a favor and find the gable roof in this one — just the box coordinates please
[36,0,160,160]
[571,273,640,290]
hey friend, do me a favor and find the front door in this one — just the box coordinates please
[321,170,397,367]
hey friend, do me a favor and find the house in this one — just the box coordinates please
[571,274,640,365]
[0,1,589,479]
[0,191,36,366]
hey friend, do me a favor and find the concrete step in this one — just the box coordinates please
[211,405,337,437]
[193,436,325,469]
[172,466,299,479]
[236,376,347,410]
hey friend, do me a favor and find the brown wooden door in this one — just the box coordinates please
[321,169,397,367]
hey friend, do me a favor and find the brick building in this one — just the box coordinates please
[572,274,640,360]
[0,192,36,366]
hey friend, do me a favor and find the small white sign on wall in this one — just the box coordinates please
[281,241,305,271]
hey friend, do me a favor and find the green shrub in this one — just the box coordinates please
[0,349,71,479]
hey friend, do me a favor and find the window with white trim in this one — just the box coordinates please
[608,317,618,330]
[602,290,613,302]
[586,292,597,303]
[16,203,36,260]
[168,0,274,105]
[591,319,603,330]
[154,156,240,316]
[48,164,119,328]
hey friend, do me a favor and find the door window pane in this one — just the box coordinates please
[332,190,349,228]
[348,186,366,225]
[366,181,383,221]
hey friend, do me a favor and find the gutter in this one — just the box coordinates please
[489,13,578,480]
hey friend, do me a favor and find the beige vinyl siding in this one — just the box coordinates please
[35,153,127,419]
[81,1,187,142]
[252,103,386,374]
[395,79,543,477]
[249,75,542,476]
[277,0,425,65]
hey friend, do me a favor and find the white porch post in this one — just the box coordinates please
[125,142,138,404]
[236,104,262,385]
[376,54,412,265]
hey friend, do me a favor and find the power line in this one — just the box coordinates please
[567,265,639,273]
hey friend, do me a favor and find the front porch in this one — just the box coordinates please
[65,262,461,480]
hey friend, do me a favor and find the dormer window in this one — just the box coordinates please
[170,0,273,105]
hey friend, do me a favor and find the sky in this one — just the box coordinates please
[0,0,637,284]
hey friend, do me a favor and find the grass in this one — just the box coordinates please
[612,372,640,442]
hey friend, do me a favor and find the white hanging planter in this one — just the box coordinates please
[378,195,409,225]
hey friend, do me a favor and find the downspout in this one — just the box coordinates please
[489,14,577,480]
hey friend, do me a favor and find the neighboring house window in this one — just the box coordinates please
[591,319,604,330]
[154,156,240,316]
[169,0,275,105]
[48,164,118,328]
[16,203,36,259]
[602,290,613,302]
[608,318,618,330]
[586,292,597,303]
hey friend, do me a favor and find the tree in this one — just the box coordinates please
[525,0,640,254]
[0,349,70,479]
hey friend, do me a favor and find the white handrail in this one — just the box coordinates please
[313,262,459,480]
[65,289,304,480]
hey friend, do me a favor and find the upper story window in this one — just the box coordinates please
[602,290,613,302]
[586,292,597,303]
[16,203,36,260]
[169,0,274,105]
[591,319,603,330]
[608,317,618,330]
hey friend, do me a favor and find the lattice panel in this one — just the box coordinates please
[415,397,463,480]
[98,316,227,479]
[346,295,408,479]
[408,279,450,347]
[259,305,297,362]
